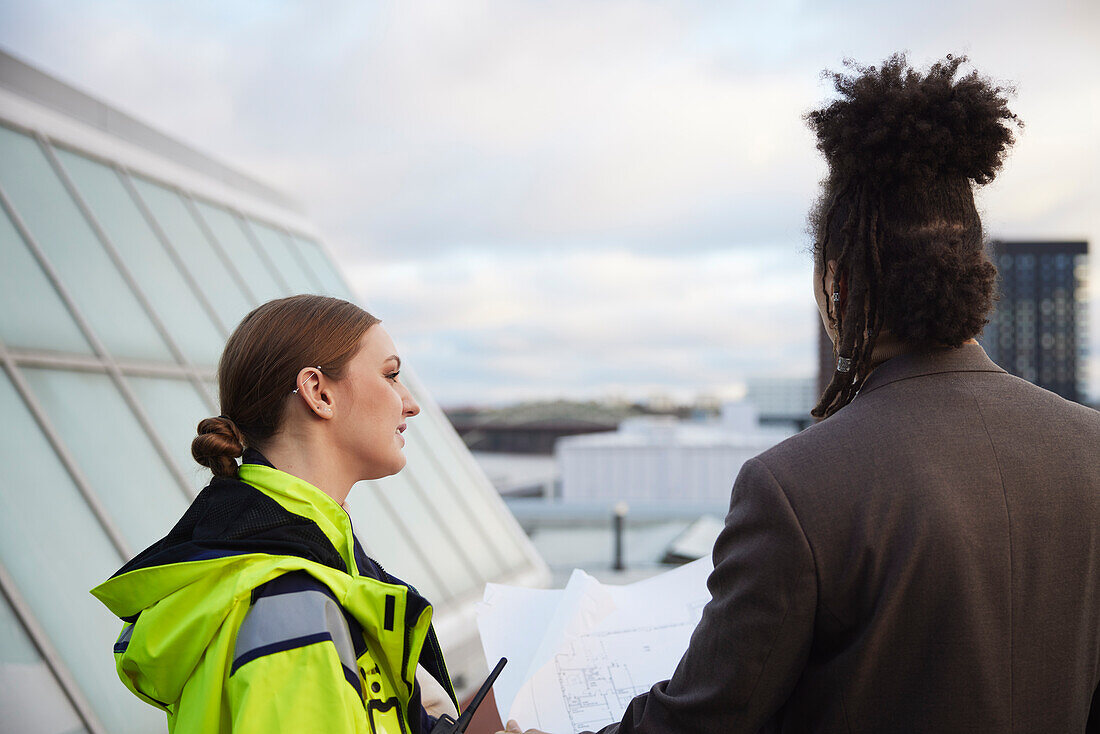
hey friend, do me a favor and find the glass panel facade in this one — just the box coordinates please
[0,204,91,354]
[346,481,446,603]
[0,125,173,362]
[290,234,354,298]
[131,176,255,331]
[0,57,546,723]
[55,148,226,367]
[193,200,288,304]
[246,220,319,294]
[203,379,220,408]
[400,419,506,578]
[127,375,216,493]
[373,469,481,599]
[0,372,164,733]
[0,592,89,734]
[21,368,189,552]
[407,384,528,571]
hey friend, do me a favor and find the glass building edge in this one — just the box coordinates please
[0,124,176,363]
[53,145,227,367]
[402,366,552,578]
[115,164,233,341]
[0,54,552,717]
[39,134,198,373]
[180,191,262,305]
[0,360,169,733]
[0,346,133,560]
[0,81,316,241]
[126,173,257,330]
[0,560,105,734]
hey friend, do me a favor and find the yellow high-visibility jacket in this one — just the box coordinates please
[91,453,457,733]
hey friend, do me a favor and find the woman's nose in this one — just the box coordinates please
[402,388,420,417]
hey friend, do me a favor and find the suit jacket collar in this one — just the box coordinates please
[858,343,1005,397]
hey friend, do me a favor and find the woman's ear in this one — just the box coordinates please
[294,367,334,419]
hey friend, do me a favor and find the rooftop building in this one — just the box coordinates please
[744,376,817,431]
[556,402,793,506]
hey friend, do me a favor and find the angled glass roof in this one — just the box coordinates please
[0,49,547,733]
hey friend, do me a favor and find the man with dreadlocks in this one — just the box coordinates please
[500,54,1099,734]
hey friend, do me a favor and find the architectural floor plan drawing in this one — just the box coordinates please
[478,557,713,732]
[554,621,696,732]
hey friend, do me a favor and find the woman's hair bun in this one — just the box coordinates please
[191,416,245,478]
[807,54,1022,188]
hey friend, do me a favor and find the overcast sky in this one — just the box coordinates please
[2,0,1097,405]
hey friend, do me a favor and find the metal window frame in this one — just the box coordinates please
[404,369,551,575]
[0,340,131,560]
[404,415,522,570]
[119,166,237,337]
[1,97,553,724]
[182,190,260,305]
[276,224,326,293]
[392,464,485,596]
[240,216,316,294]
[0,560,108,734]
[39,134,200,500]
[189,193,294,298]
[233,207,294,295]
[353,480,451,597]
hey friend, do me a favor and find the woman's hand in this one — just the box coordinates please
[415,666,458,720]
[495,719,549,734]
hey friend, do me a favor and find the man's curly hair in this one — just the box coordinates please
[807,53,1022,418]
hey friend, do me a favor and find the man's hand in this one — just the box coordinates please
[495,719,549,734]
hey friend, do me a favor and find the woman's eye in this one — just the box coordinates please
[386,371,400,382]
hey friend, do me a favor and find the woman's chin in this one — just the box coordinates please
[361,454,407,482]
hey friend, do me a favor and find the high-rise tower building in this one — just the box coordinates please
[980,240,1089,403]
[815,241,1090,407]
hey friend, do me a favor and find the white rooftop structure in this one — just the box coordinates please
[556,402,794,505]
[744,375,818,427]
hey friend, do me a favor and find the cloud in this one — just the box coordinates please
[1,0,1097,401]
[347,247,817,404]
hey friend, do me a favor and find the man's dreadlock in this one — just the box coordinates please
[807,54,1021,418]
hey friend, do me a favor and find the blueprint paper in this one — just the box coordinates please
[477,557,714,732]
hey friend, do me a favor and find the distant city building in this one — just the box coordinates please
[471,451,559,498]
[980,240,1089,402]
[744,376,817,431]
[556,402,793,505]
[814,240,1090,405]
[447,400,644,454]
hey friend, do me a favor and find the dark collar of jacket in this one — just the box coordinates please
[857,342,1006,399]
[113,449,349,579]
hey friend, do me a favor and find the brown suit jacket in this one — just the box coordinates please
[592,344,1100,733]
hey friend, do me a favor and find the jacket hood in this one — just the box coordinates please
[91,472,434,711]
